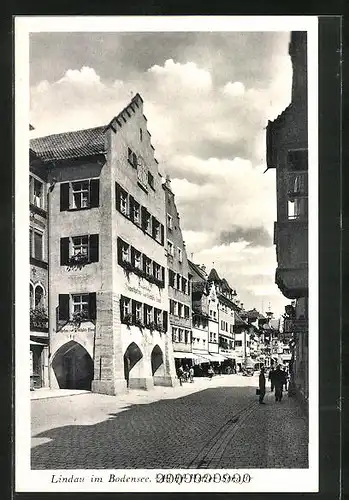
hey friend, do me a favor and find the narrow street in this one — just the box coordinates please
[31,374,308,470]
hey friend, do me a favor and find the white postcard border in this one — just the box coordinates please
[15,15,319,493]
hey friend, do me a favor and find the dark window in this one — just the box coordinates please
[169,270,175,288]
[287,149,308,171]
[148,171,154,189]
[140,129,143,142]
[34,231,43,260]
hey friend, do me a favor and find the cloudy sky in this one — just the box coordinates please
[30,30,293,317]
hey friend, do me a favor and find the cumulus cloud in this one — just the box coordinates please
[29,33,292,315]
[222,81,245,97]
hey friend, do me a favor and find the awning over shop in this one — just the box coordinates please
[173,352,196,360]
[30,340,47,346]
[210,353,227,362]
[220,352,235,359]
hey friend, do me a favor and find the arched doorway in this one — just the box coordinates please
[124,342,143,389]
[151,344,165,386]
[52,341,94,390]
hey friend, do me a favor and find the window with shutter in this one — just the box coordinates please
[163,311,168,332]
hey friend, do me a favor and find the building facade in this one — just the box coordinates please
[163,178,193,370]
[30,94,178,394]
[29,144,49,389]
[266,32,308,401]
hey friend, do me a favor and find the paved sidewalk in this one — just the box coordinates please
[31,388,90,400]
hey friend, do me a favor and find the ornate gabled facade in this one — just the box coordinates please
[30,94,178,394]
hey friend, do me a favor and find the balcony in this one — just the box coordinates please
[30,307,48,333]
[274,219,308,299]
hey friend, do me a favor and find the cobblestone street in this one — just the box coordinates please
[31,375,308,469]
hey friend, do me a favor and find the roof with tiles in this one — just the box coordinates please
[30,126,107,163]
[30,93,145,164]
[188,260,207,281]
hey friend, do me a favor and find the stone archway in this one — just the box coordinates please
[151,344,165,386]
[52,340,94,390]
[124,342,143,389]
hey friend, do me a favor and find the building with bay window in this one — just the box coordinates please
[266,31,309,401]
[30,94,177,394]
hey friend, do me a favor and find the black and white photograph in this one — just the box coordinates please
[15,16,319,493]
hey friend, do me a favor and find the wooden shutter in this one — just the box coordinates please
[60,183,70,211]
[130,247,135,266]
[141,206,147,231]
[129,196,134,222]
[60,237,70,266]
[115,183,121,211]
[163,311,168,332]
[117,237,123,265]
[160,224,164,245]
[89,179,100,208]
[131,299,136,322]
[58,294,70,321]
[88,292,96,320]
[152,217,157,239]
[89,234,99,262]
[120,295,125,321]
[142,254,147,273]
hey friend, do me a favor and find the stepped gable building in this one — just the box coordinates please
[30,93,178,394]
[163,177,193,368]
[29,124,49,389]
[266,31,308,400]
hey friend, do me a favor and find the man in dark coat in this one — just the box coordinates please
[268,367,275,391]
[272,364,287,402]
[258,366,266,404]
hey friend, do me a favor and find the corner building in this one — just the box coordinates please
[30,94,177,395]
[266,32,309,401]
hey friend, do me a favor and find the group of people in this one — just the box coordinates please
[177,365,194,385]
[258,364,289,404]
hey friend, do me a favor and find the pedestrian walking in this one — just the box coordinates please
[273,364,287,402]
[178,365,184,386]
[258,366,266,404]
[268,367,275,392]
[208,366,214,380]
[189,366,194,383]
